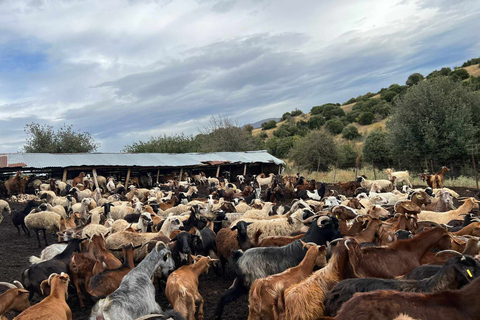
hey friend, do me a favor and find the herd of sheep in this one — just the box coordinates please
[0,167,480,320]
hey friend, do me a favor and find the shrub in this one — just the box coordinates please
[345,110,361,123]
[461,57,480,67]
[308,115,325,129]
[290,108,303,116]
[289,130,337,171]
[244,124,254,133]
[363,130,392,168]
[388,84,407,94]
[342,125,361,140]
[337,143,359,168]
[266,136,295,158]
[261,120,277,130]
[325,118,344,135]
[372,101,392,119]
[380,90,397,102]
[343,97,357,105]
[273,124,298,138]
[322,105,346,120]
[427,67,452,79]
[406,73,424,86]
[358,112,375,125]
[259,132,268,140]
[281,112,292,121]
[449,69,470,82]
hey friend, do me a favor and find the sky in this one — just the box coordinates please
[1,0,479,152]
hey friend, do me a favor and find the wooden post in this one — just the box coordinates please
[243,164,247,176]
[278,165,282,175]
[62,169,68,182]
[472,152,479,189]
[156,169,160,184]
[216,165,221,177]
[179,168,184,181]
[125,168,131,186]
[92,168,100,190]
[372,162,377,180]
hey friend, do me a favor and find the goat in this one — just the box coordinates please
[385,169,412,188]
[0,281,30,319]
[216,221,253,276]
[256,173,275,187]
[324,254,480,316]
[332,269,480,320]
[166,255,218,320]
[248,242,327,320]
[15,273,71,320]
[69,238,96,307]
[90,242,175,320]
[356,176,392,192]
[418,197,480,224]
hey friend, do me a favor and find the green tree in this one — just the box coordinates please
[363,130,392,168]
[273,124,298,138]
[308,115,325,129]
[289,130,337,171]
[24,123,100,153]
[343,97,356,105]
[388,77,480,166]
[244,124,254,133]
[461,57,480,67]
[290,108,303,116]
[337,142,359,168]
[266,136,295,158]
[261,120,277,130]
[380,90,397,102]
[406,73,424,86]
[259,132,268,140]
[123,134,198,153]
[449,68,470,82]
[342,125,361,140]
[358,112,375,125]
[322,105,346,120]
[325,118,344,134]
[281,112,292,121]
[427,67,452,79]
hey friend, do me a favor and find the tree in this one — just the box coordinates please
[388,77,480,166]
[123,134,198,153]
[261,120,277,130]
[266,136,295,158]
[289,130,337,171]
[380,90,397,102]
[363,130,392,168]
[358,112,375,125]
[449,68,470,82]
[244,124,254,133]
[325,118,344,135]
[406,73,424,86]
[342,125,361,140]
[308,115,325,129]
[322,105,345,120]
[281,112,292,121]
[24,123,99,153]
[290,108,303,116]
[337,142,359,168]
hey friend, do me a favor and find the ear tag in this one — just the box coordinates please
[467,269,473,278]
[166,253,170,259]
[335,215,338,219]
[405,204,409,207]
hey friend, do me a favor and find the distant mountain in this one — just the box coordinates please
[247,117,281,129]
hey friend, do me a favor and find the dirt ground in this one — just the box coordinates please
[0,185,477,319]
[0,201,248,320]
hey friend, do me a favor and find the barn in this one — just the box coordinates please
[0,151,285,186]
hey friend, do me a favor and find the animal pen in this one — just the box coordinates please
[0,151,285,185]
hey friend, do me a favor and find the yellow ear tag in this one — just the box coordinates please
[335,215,338,219]
[166,253,170,258]
[406,204,409,207]
[467,269,473,278]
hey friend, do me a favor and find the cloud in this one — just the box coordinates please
[0,0,479,152]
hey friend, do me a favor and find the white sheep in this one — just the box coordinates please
[242,202,275,219]
[24,210,63,247]
[29,243,68,264]
[357,176,393,192]
[106,177,116,193]
[0,200,11,224]
[82,211,109,238]
[256,173,275,187]
[385,169,412,188]
[111,219,130,233]
[52,195,76,213]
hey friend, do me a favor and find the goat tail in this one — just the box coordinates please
[28,255,43,265]
[254,229,262,246]
[276,289,286,320]
[250,282,263,313]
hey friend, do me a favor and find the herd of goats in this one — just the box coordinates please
[0,166,480,320]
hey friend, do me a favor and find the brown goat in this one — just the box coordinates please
[72,172,86,187]
[333,273,480,320]
[253,230,305,247]
[165,255,218,320]
[5,171,27,196]
[87,244,135,298]
[69,239,96,307]
[248,243,327,320]
[0,281,30,319]
[338,181,358,197]
[15,273,71,320]
[91,234,122,269]
[345,227,452,278]
[352,218,382,243]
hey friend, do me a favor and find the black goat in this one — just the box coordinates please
[214,215,341,319]
[22,238,83,299]
[102,202,115,219]
[170,231,200,267]
[11,200,39,236]
[402,264,443,280]
[324,255,480,316]
[448,213,478,231]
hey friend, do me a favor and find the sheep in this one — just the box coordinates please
[106,178,116,193]
[160,216,185,238]
[109,202,135,220]
[29,244,68,264]
[24,210,63,247]
[417,197,480,224]
[52,195,76,213]
[38,203,67,220]
[111,219,130,233]
[81,211,109,238]
[216,221,253,275]
[385,169,412,188]
[256,173,275,188]
[248,242,327,320]
[14,273,71,320]
[166,255,218,320]
[0,281,30,319]
[242,202,275,219]
[90,242,175,320]
[132,212,153,233]
[70,187,92,202]
[357,176,392,192]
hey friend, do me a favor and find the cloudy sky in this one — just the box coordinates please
[1,0,479,152]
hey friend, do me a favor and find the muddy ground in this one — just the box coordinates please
[0,185,478,319]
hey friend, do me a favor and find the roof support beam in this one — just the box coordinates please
[125,168,131,187]
[62,169,68,183]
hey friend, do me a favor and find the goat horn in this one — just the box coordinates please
[417,220,441,227]
[13,280,24,289]
[0,282,17,289]
[328,238,345,246]
[435,250,462,257]
[472,218,480,223]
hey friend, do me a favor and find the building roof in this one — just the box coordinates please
[0,151,285,169]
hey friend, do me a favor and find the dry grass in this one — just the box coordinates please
[463,64,480,77]
[283,165,478,188]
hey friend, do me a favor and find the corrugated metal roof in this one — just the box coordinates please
[0,151,285,169]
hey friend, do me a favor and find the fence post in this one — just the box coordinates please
[372,161,376,180]
[472,152,479,189]
[333,161,338,184]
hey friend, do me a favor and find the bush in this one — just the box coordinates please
[461,57,480,67]
[449,69,470,82]
[380,90,397,102]
[290,108,303,116]
[342,125,361,140]
[406,73,424,86]
[244,124,254,133]
[343,97,356,105]
[322,105,346,120]
[308,115,325,129]
[261,120,277,130]
[281,112,292,121]
[259,132,268,140]
[427,67,452,79]
[372,101,392,119]
[337,143,359,168]
[388,84,407,94]
[310,103,338,115]
[273,124,298,138]
[363,130,392,168]
[345,110,360,123]
[358,112,375,125]
[325,118,344,135]
[266,136,295,158]
[288,130,337,171]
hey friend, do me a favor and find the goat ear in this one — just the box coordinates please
[230,225,238,231]
[170,236,178,242]
[40,280,50,296]
[155,241,166,252]
[246,222,253,226]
